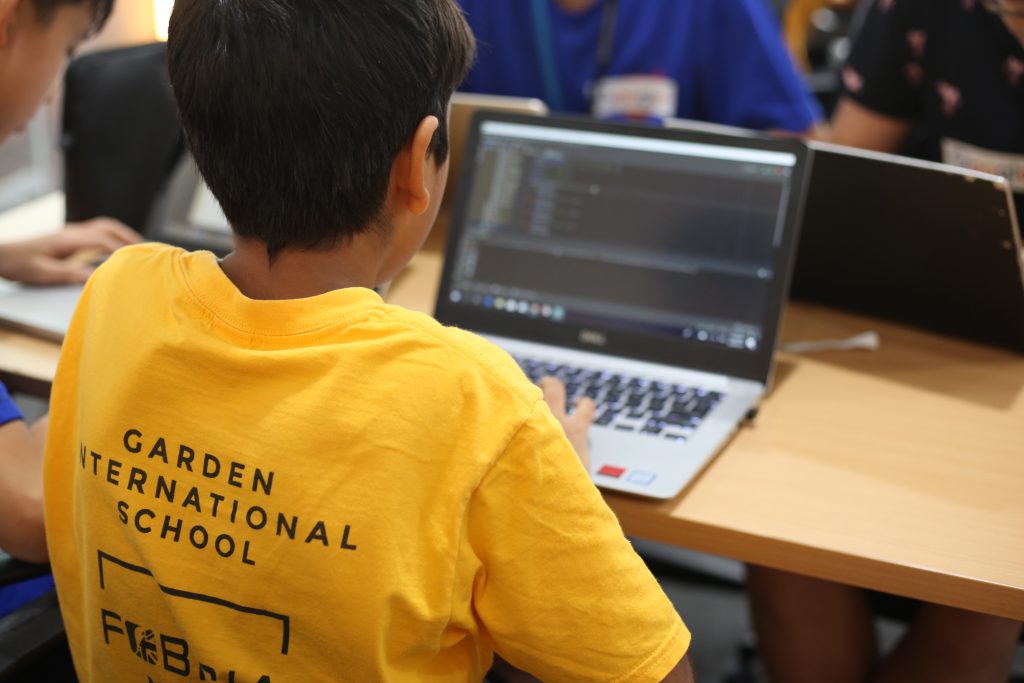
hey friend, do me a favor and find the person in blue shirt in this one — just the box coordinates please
[457,0,823,131]
[0,377,53,621]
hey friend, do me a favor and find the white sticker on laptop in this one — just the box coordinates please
[942,138,1024,192]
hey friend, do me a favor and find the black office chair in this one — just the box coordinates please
[801,0,873,117]
[62,42,186,233]
[0,553,74,682]
[771,0,874,117]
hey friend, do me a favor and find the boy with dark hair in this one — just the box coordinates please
[0,0,135,567]
[41,1,694,680]
[0,0,112,142]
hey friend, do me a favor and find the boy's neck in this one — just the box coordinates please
[219,237,382,300]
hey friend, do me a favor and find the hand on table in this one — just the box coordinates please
[0,218,142,285]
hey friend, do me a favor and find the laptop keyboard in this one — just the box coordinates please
[512,355,725,443]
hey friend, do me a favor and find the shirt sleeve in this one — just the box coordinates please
[841,0,926,120]
[466,399,690,683]
[698,0,823,131]
[0,382,23,427]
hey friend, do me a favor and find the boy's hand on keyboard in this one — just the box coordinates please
[539,377,596,471]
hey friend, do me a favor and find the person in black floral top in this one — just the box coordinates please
[834,0,1024,235]
[745,3,1024,682]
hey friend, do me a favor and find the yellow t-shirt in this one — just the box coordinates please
[44,244,690,682]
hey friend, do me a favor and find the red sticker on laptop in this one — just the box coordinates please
[597,465,627,479]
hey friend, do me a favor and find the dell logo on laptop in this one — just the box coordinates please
[579,329,608,347]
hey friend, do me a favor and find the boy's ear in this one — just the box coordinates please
[393,115,441,216]
[0,0,21,48]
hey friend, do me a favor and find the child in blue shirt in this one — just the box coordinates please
[457,0,823,130]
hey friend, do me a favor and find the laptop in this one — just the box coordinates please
[145,155,234,256]
[443,93,548,216]
[791,142,1024,353]
[0,281,84,341]
[434,113,809,499]
[664,117,762,139]
[0,158,233,341]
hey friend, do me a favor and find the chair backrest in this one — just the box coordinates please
[62,43,185,232]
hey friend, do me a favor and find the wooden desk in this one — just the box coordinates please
[0,193,66,397]
[611,318,1024,621]
[4,203,1024,620]
[389,229,1024,622]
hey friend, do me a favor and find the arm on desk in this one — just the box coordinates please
[0,218,140,285]
[662,656,695,682]
[816,98,912,153]
[0,415,48,563]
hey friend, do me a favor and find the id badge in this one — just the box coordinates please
[591,74,678,121]
[942,138,1024,192]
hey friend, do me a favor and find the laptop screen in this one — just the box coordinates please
[186,181,232,236]
[435,114,807,383]
[147,156,234,255]
[792,143,1024,351]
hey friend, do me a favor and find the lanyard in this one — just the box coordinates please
[529,0,621,111]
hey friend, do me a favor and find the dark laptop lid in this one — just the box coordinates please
[145,156,234,256]
[792,143,1024,353]
[434,113,810,384]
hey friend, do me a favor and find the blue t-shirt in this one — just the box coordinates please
[0,381,21,426]
[0,573,54,619]
[458,0,822,131]
[0,383,36,619]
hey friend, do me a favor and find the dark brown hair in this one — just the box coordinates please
[167,0,476,256]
